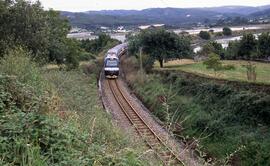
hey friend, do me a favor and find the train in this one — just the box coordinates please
[104,43,128,78]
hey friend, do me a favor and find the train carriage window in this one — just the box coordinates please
[106,60,118,67]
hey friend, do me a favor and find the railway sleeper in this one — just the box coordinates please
[165,159,181,166]
[136,126,149,130]
[143,134,156,139]
[129,115,139,118]
[134,124,146,127]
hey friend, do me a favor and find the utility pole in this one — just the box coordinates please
[139,47,144,82]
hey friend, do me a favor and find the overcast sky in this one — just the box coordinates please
[35,0,270,12]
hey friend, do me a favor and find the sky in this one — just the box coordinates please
[35,0,270,12]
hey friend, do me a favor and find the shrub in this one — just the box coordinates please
[141,53,155,72]
[242,62,256,81]
[215,32,223,37]
[0,47,48,94]
[199,31,211,40]
[223,27,232,36]
[203,53,222,75]
[78,51,95,61]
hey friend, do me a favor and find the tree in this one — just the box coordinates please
[224,41,240,60]
[238,33,257,59]
[199,31,211,40]
[0,0,79,67]
[47,9,71,64]
[128,29,192,68]
[258,32,270,59]
[203,53,222,75]
[81,33,120,55]
[64,39,80,70]
[223,27,232,36]
[199,41,223,57]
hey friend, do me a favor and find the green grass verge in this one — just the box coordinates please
[126,70,270,165]
[0,49,158,165]
[155,60,270,84]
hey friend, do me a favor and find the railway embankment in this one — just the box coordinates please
[100,65,204,164]
[0,52,155,165]
[121,56,270,165]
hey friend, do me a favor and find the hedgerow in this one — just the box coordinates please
[127,69,270,164]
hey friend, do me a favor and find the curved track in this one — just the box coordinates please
[108,79,185,166]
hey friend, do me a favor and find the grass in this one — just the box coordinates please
[154,59,270,84]
[123,56,270,165]
[0,49,159,165]
[43,68,158,165]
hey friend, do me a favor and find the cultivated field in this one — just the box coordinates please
[155,59,270,84]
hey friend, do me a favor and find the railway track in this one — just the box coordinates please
[107,79,185,166]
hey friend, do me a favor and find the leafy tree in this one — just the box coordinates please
[199,41,223,57]
[81,33,120,55]
[223,27,232,36]
[258,32,270,59]
[203,53,222,75]
[0,0,49,58]
[199,31,211,40]
[0,0,79,67]
[128,29,192,68]
[64,39,80,70]
[47,9,71,64]
[238,33,257,59]
[224,41,240,60]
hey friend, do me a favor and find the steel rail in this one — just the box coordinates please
[108,79,185,166]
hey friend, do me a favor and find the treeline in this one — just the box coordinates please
[199,32,270,60]
[0,0,118,69]
[80,33,120,57]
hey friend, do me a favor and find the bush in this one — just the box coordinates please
[141,53,155,72]
[223,27,232,36]
[0,47,48,94]
[215,32,223,37]
[78,51,95,61]
[203,53,222,74]
[199,31,211,40]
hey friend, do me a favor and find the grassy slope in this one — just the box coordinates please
[43,68,157,165]
[0,50,157,165]
[155,60,270,84]
[123,57,270,165]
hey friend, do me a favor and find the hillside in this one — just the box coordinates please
[250,8,270,18]
[61,5,270,29]
[61,8,224,28]
[203,6,261,15]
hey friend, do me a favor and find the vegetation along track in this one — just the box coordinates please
[107,79,185,166]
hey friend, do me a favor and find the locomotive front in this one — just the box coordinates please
[104,54,120,78]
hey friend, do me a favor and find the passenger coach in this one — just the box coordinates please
[104,43,127,78]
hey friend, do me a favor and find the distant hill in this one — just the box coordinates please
[249,8,270,18]
[203,6,258,15]
[60,5,270,29]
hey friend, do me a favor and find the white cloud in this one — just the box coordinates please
[35,0,270,12]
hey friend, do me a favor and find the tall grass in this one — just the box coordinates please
[124,56,270,165]
[0,47,48,94]
[0,48,159,165]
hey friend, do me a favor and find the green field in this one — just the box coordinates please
[155,60,270,84]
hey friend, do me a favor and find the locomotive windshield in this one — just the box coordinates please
[105,60,118,67]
